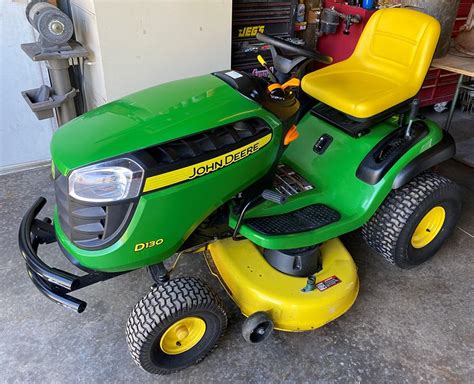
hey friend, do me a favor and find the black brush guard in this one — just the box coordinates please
[19,197,126,313]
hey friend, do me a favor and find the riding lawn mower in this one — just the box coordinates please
[19,8,462,374]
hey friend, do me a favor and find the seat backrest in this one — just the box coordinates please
[353,8,440,91]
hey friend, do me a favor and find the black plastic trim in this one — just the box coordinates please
[142,119,272,182]
[311,98,413,138]
[55,174,138,251]
[19,197,128,313]
[263,246,321,277]
[246,203,340,235]
[313,134,333,155]
[392,132,456,189]
[356,121,429,185]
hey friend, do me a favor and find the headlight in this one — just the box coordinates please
[68,158,144,203]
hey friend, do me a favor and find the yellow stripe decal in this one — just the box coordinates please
[143,133,272,192]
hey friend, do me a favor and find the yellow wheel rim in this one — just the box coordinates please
[159,317,206,355]
[411,206,446,249]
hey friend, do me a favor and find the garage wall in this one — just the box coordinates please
[0,0,232,172]
[96,0,232,101]
[0,0,56,173]
[70,0,232,108]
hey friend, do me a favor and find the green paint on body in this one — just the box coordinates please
[51,75,279,174]
[50,73,445,272]
[53,75,283,272]
[230,114,443,249]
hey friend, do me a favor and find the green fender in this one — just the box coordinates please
[230,113,444,249]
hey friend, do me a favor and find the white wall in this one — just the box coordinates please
[0,0,231,171]
[0,0,56,173]
[71,0,232,107]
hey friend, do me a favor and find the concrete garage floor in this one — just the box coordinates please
[1,117,473,383]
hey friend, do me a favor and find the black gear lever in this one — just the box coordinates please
[405,99,420,138]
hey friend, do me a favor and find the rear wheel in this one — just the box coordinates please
[126,277,227,374]
[362,172,461,268]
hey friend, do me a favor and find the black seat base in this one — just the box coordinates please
[246,204,340,235]
[311,98,413,138]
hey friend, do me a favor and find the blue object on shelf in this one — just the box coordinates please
[362,0,374,9]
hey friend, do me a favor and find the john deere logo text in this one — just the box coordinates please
[238,25,265,38]
[143,133,272,192]
[189,142,260,179]
[134,239,164,252]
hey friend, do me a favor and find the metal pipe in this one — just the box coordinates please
[47,59,76,125]
[18,197,79,290]
[445,74,464,132]
[26,266,86,313]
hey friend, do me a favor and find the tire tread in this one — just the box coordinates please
[361,171,458,265]
[125,277,227,375]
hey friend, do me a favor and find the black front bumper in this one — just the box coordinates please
[19,197,125,313]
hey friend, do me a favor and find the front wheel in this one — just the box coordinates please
[362,172,462,268]
[126,277,227,375]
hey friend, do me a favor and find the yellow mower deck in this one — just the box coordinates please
[206,238,359,332]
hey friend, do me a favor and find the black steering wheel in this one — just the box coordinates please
[256,33,333,65]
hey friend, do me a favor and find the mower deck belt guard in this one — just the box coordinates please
[18,197,126,313]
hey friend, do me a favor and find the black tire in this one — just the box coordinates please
[361,172,461,268]
[242,311,274,344]
[126,277,227,375]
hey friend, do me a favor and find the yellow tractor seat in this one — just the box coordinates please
[302,8,440,119]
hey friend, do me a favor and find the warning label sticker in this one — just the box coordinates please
[316,275,341,291]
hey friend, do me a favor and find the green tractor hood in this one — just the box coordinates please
[51,74,272,175]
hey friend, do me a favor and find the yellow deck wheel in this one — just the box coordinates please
[159,317,206,355]
[411,206,446,249]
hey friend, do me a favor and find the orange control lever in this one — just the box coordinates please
[282,78,301,90]
[284,125,299,145]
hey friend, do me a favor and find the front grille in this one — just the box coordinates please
[55,175,135,250]
[143,118,272,178]
[144,118,270,165]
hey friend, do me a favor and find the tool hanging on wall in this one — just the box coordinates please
[319,7,362,35]
[20,0,88,126]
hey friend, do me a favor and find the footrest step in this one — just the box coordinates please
[246,204,340,235]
